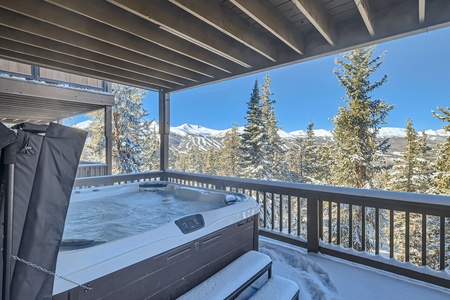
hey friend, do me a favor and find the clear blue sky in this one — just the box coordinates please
[142,26,450,132]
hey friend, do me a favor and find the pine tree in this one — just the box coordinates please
[260,75,288,181]
[286,120,318,183]
[286,136,303,182]
[184,145,204,174]
[173,151,188,172]
[431,105,450,195]
[111,84,148,174]
[389,119,426,193]
[82,109,105,163]
[331,47,393,251]
[315,143,334,185]
[220,124,242,177]
[241,80,266,179]
[332,46,393,189]
[141,120,160,171]
[302,120,318,182]
[82,84,148,174]
[203,147,220,175]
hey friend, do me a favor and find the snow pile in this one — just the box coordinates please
[260,240,338,300]
[289,129,333,138]
[73,120,91,130]
[377,127,406,138]
[259,238,450,300]
[424,129,450,137]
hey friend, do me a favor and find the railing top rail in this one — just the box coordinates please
[74,171,164,187]
[78,163,108,167]
[164,171,450,213]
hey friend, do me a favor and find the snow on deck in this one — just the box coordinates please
[259,237,450,300]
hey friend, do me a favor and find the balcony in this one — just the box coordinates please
[0,59,113,125]
[74,170,450,297]
[2,1,450,298]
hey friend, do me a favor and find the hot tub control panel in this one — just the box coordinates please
[175,214,205,234]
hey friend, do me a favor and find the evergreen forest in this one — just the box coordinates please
[81,46,450,271]
[82,46,450,196]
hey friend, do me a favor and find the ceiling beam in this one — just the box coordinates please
[0,0,223,78]
[0,9,206,83]
[291,0,336,46]
[0,49,164,91]
[230,0,305,55]
[108,0,272,68]
[0,38,179,89]
[45,0,238,74]
[0,26,190,87]
[419,0,425,23]
[354,0,375,36]
[169,0,278,62]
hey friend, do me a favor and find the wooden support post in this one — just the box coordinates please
[31,65,40,80]
[159,90,170,172]
[307,196,319,253]
[104,105,113,175]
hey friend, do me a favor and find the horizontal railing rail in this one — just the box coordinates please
[73,170,450,288]
[74,171,164,188]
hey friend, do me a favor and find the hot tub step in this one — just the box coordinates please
[248,275,299,300]
[177,250,272,300]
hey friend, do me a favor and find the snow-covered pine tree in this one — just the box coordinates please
[184,145,204,174]
[332,46,393,189]
[220,123,242,177]
[331,47,393,251]
[430,104,450,270]
[286,120,318,183]
[203,147,220,175]
[241,80,266,179]
[82,109,105,163]
[173,151,188,172]
[389,119,426,193]
[315,142,334,185]
[286,136,303,182]
[111,84,148,174]
[431,105,450,195]
[141,120,160,171]
[260,75,288,181]
[303,120,319,182]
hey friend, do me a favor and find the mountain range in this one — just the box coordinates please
[76,120,449,159]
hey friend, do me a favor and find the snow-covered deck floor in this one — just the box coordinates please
[259,237,450,300]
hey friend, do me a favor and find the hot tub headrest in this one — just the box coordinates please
[139,182,168,188]
[139,181,169,192]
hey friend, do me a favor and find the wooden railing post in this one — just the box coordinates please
[307,196,319,253]
[31,65,40,80]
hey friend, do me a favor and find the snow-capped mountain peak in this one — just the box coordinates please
[171,124,224,137]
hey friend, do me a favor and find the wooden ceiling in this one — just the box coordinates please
[0,0,449,93]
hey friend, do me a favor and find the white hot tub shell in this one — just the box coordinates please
[53,181,259,299]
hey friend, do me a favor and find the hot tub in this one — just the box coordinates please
[53,181,259,299]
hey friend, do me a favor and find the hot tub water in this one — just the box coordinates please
[63,190,225,243]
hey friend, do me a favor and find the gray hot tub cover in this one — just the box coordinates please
[8,123,87,300]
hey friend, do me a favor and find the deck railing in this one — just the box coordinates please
[76,162,108,178]
[0,60,108,92]
[73,171,450,288]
